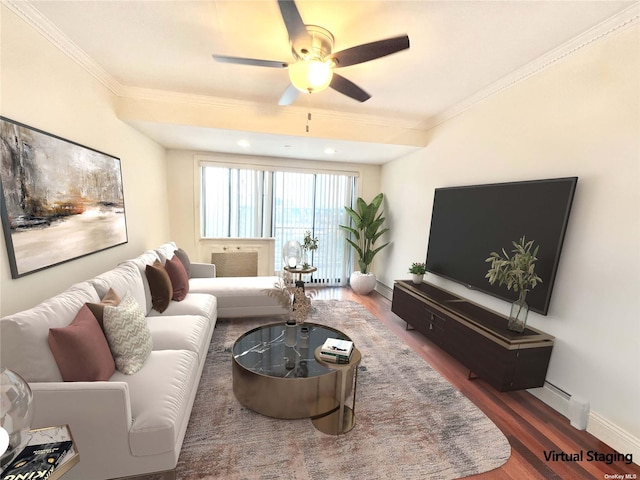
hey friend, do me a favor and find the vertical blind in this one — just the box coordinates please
[201,164,357,286]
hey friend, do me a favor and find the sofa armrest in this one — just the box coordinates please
[190,262,216,278]
[30,382,135,479]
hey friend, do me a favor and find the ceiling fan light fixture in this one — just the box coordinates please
[289,60,333,94]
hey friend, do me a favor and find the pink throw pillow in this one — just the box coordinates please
[165,254,189,301]
[48,305,115,381]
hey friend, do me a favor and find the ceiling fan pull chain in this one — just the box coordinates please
[306,113,311,133]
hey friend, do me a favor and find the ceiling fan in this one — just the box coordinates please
[212,0,410,106]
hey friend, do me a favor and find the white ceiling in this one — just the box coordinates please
[14,0,639,163]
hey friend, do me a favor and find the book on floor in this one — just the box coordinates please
[1,440,73,480]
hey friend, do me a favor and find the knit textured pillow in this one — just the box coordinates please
[103,291,152,375]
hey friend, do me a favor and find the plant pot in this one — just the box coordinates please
[411,274,424,284]
[350,271,377,295]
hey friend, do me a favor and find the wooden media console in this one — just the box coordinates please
[391,280,554,392]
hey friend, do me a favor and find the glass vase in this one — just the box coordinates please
[285,317,297,347]
[1,368,34,467]
[508,290,529,333]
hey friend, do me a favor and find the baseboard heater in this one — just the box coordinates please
[210,251,258,277]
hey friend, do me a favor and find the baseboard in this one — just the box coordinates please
[587,411,640,466]
[375,281,393,300]
[528,382,640,465]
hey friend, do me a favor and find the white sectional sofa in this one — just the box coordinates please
[0,242,288,480]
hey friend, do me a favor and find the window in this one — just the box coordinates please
[201,164,357,286]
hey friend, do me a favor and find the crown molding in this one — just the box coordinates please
[3,0,123,95]
[425,2,640,131]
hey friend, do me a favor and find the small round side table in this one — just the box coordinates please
[312,346,362,435]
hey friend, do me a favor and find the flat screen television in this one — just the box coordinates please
[425,177,578,315]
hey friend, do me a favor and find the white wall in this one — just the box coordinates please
[165,150,381,261]
[380,24,640,451]
[0,6,170,316]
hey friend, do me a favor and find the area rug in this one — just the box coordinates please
[146,300,510,479]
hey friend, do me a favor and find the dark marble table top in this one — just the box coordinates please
[233,322,351,379]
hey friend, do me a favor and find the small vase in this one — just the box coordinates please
[411,273,424,284]
[285,318,297,347]
[508,290,529,333]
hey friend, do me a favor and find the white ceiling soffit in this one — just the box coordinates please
[5,1,640,164]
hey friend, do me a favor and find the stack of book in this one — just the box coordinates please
[320,338,354,364]
[1,440,73,480]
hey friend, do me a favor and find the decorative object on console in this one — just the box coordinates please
[0,368,34,468]
[282,240,302,268]
[485,236,543,333]
[0,116,127,279]
[339,193,390,295]
[301,230,318,268]
[408,262,426,284]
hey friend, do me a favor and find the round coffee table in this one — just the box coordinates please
[232,322,353,419]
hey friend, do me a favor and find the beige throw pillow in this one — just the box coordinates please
[103,291,152,375]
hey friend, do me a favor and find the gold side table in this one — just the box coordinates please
[283,265,317,282]
[312,346,362,435]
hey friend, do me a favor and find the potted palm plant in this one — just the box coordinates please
[339,193,390,295]
[485,236,543,332]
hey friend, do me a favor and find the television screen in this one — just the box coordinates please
[425,177,578,315]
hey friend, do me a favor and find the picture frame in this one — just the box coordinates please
[0,117,128,278]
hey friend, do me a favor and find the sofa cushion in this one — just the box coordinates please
[174,248,192,278]
[125,250,162,314]
[115,349,199,457]
[103,292,153,375]
[145,293,216,320]
[145,260,173,313]
[146,314,214,360]
[154,242,177,263]
[0,281,100,383]
[86,288,121,329]
[48,304,115,382]
[89,263,147,316]
[165,255,189,301]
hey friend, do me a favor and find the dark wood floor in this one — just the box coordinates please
[316,287,640,480]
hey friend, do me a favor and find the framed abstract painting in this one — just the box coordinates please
[0,117,128,278]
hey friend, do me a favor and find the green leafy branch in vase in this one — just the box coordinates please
[301,231,318,268]
[485,236,543,295]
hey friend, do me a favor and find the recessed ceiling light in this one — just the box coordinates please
[324,147,336,155]
[237,139,250,148]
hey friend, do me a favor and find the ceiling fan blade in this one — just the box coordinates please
[277,0,308,44]
[329,35,410,68]
[278,84,300,106]
[329,73,371,102]
[212,54,288,68]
